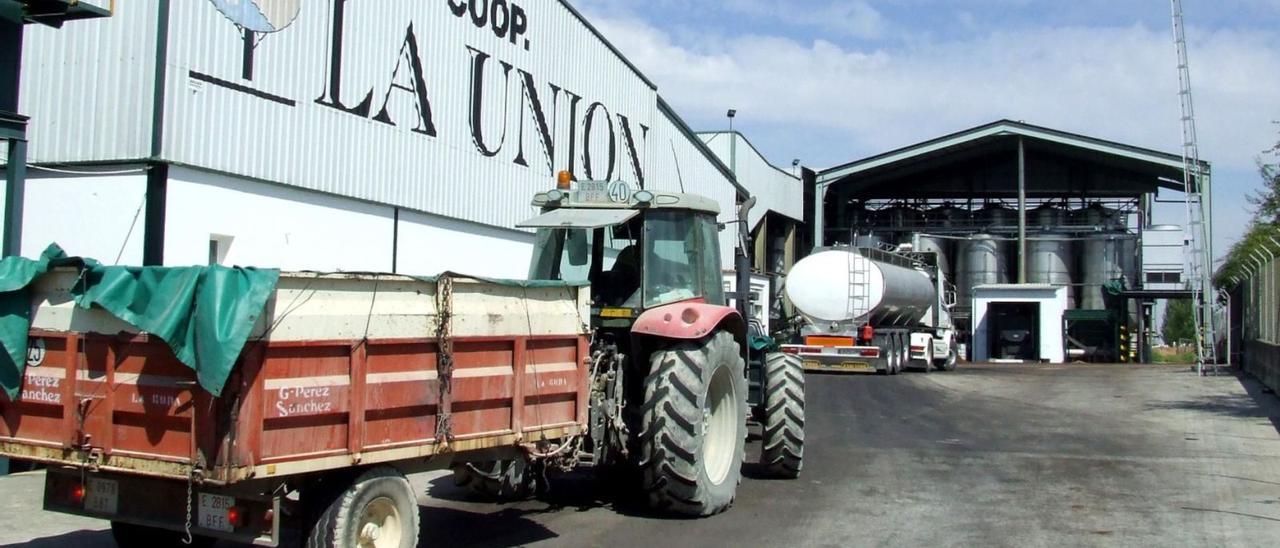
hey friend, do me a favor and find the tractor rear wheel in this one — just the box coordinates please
[640,330,747,516]
[451,459,534,501]
[759,352,805,478]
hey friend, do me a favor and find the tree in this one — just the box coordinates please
[1162,298,1196,346]
[1215,126,1280,288]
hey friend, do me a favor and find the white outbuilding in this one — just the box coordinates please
[971,284,1068,364]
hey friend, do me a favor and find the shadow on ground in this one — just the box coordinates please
[1145,369,1280,434]
[1,529,111,548]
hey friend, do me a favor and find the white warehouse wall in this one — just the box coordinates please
[395,210,534,280]
[165,167,394,271]
[20,170,148,264]
[164,166,534,278]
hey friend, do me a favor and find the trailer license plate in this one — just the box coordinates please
[84,478,118,514]
[836,348,858,355]
[199,493,236,533]
[834,362,873,371]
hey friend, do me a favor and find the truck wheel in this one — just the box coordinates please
[452,459,533,500]
[937,344,959,372]
[110,522,215,548]
[760,352,805,478]
[640,330,747,516]
[306,466,419,548]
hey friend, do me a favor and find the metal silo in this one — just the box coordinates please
[957,234,1009,305]
[914,234,953,283]
[1076,203,1125,230]
[1028,235,1076,308]
[1081,234,1124,309]
[978,205,1015,230]
[1034,205,1068,229]
[927,205,971,228]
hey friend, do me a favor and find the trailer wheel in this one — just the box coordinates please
[110,522,215,548]
[306,466,419,548]
[451,459,533,500]
[888,335,902,375]
[640,330,746,516]
[759,352,805,478]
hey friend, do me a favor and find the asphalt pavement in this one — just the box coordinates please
[2,363,1279,547]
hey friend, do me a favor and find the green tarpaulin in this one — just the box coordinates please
[0,244,279,399]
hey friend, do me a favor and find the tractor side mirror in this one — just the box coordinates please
[566,230,589,266]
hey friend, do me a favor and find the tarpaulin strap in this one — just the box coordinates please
[435,274,454,446]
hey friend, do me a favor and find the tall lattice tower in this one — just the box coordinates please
[1170,0,1218,374]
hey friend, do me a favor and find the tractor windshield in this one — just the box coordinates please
[643,210,725,308]
[527,209,723,309]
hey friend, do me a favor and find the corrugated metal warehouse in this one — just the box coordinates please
[814,120,1203,363]
[5,0,801,280]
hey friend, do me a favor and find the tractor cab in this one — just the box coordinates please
[519,173,726,328]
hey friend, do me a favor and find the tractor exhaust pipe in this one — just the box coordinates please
[735,197,757,322]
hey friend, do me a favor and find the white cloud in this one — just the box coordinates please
[583,10,1280,253]
[722,0,887,39]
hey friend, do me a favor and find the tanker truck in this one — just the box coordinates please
[781,246,959,374]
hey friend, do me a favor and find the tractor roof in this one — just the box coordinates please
[527,180,721,216]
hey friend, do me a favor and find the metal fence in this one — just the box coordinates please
[1238,256,1280,345]
[1233,251,1280,392]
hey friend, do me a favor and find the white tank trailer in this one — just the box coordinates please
[782,249,958,375]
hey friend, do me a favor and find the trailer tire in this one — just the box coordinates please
[452,459,534,501]
[888,335,902,375]
[306,466,419,548]
[110,522,215,548]
[760,352,805,478]
[640,330,746,516]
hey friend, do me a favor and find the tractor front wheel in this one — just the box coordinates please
[640,330,747,516]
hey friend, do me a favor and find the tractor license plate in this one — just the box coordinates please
[84,478,118,514]
[198,493,236,532]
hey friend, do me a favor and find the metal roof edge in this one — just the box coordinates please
[556,0,657,91]
[657,97,749,199]
[818,120,1206,185]
[697,131,801,182]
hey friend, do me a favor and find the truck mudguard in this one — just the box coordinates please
[633,301,746,348]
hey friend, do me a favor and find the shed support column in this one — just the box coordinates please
[1017,137,1027,284]
[814,182,825,247]
[3,135,26,257]
[2,18,25,258]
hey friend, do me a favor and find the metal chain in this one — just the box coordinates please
[182,468,194,545]
[435,275,455,445]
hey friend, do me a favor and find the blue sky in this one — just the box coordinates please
[575,0,1280,261]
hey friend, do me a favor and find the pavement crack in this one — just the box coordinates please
[1180,506,1280,523]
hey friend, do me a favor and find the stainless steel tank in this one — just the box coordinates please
[853,233,887,249]
[978,205,1015,230]
[1034,205,1068,229]
[1081,234,1124,309]
[957,234,1009,305]
[880,206,924,230]
[786,249,937,330]
[914,234,952,283]
[1028,235,1076,308]
[927,205,971,228]
[1076,203,1125,230]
